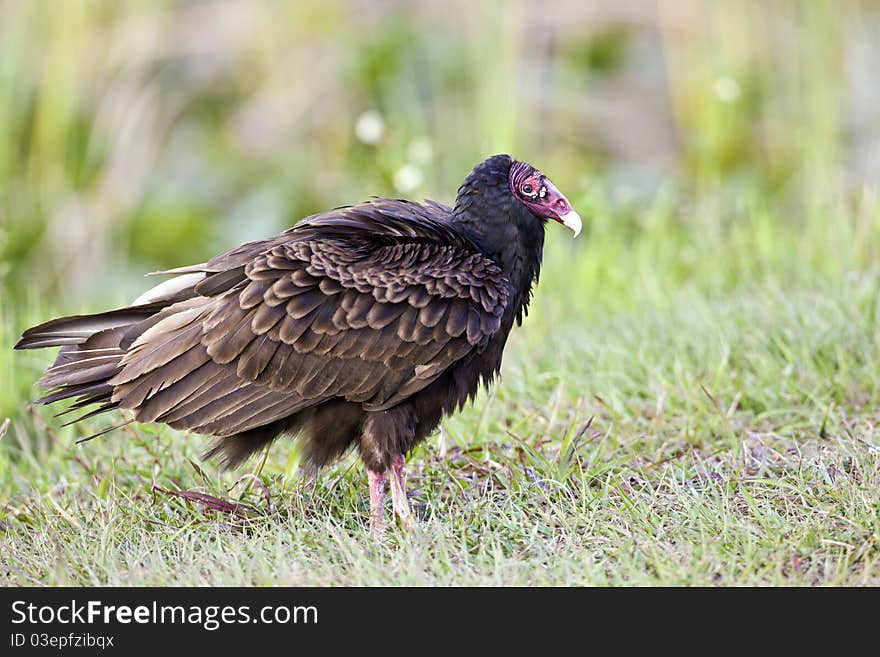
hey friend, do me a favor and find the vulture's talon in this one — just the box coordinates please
[389,453,414,530]
[367,468,387,539]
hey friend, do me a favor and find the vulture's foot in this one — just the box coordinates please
[367,468,386,538]
[390,453,414,530]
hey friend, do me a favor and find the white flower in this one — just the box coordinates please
[393,165,423,193]
[407,136,433,165]
[355,110,384,145]
[713,76,741,103]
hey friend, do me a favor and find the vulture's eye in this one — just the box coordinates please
[521,183,536,197]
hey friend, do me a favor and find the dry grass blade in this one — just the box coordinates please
[152,486,258,516]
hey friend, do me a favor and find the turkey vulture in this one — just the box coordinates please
[16,154,581,534]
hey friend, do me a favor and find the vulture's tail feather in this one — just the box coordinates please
[17,308,162,426]
[14,307,160,351]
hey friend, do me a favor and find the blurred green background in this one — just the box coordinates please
[2,0,880,424]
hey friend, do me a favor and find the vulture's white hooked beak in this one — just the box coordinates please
[558,209,582,238]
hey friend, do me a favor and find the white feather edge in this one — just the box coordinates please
[146,263,207,276]
[132,273,205,306]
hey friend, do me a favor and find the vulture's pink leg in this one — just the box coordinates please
[389,453,413,528]
[367,468,386,537]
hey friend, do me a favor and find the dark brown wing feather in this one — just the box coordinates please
[97,199,510,437]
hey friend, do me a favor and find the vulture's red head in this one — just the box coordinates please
[453,155,582,245]
[508,160,582,237]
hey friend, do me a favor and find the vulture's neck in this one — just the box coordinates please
[452,201,545,323]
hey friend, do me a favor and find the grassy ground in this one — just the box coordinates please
[2,186,879,586]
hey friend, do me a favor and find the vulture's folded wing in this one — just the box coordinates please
[108,203,511,437]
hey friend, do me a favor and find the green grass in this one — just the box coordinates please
[3,198,879,585]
